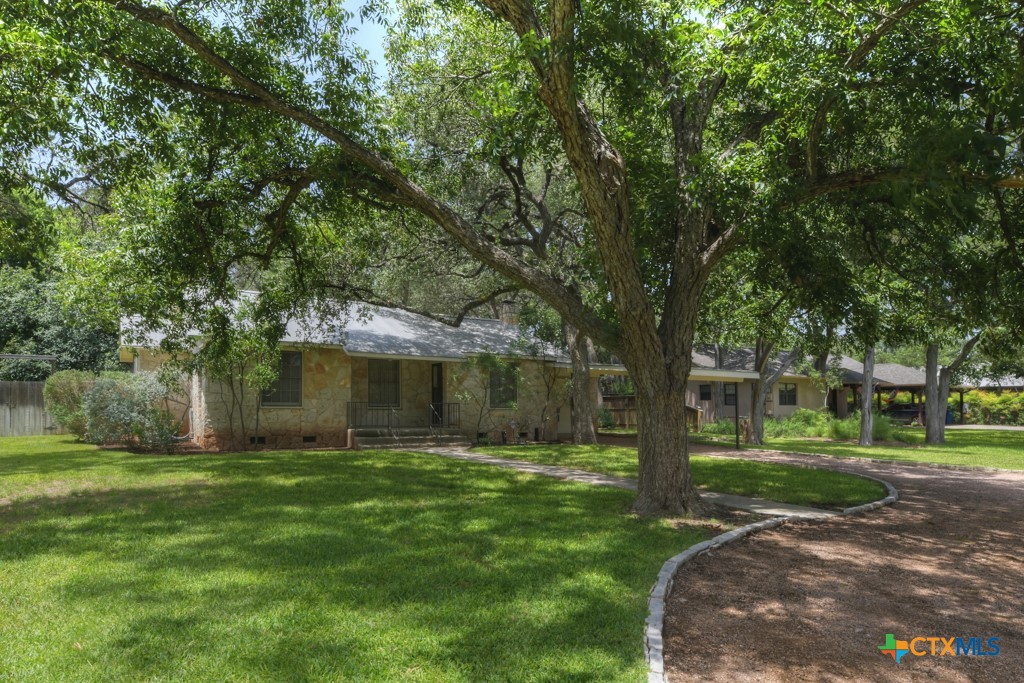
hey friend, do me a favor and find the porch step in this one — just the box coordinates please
[354,434,472,450]
[353,427,435,438]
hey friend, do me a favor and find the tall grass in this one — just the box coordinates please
[700,409,904,442]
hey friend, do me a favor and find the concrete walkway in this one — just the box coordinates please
[946,423,1024,430]
[409,446,836,519]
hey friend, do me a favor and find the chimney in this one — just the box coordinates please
[498,300,519,325]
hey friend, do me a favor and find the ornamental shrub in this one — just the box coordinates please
[597,406,617,429]
[701,418,737,435]
[963,389,1024,425]
[82,371,181,451]
[829,411,895,441]
[43,370,95,439]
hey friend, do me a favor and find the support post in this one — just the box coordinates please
[959,389,965,424]
[734,383,740,450]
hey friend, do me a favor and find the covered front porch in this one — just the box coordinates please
[344,356,462,430]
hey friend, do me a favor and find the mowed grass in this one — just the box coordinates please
[757,428,1024,470]
[476,444,885,508]
[0,436,707,683]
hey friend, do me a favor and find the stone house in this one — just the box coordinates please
[125,305,589,450]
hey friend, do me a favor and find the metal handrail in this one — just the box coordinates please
[388,406,401,446]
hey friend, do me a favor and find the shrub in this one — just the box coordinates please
[963,389,1024,426]
[828,411,894,441]
[82,372,181,451]
[764,409,831,438]
[597,406,616,430]
[43,370,95,439]
[701,419,737,435]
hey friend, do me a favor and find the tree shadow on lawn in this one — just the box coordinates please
[664,472,1024,683]
[0,448,704,682]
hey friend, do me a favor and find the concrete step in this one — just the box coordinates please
[352,427,462,438]
[355,434,471,449]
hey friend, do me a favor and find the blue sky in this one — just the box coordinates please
[344,0,390,77]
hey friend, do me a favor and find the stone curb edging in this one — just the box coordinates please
[772,449,1019,474]
[699,443,1016,474]
[644,473,899,683]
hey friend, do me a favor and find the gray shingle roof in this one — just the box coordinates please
[280,305,564,361]
[129,303,566,362]
[873,363,927,387]
[692,345,809,376]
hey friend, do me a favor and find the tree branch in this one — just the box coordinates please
[947,332,982,376]
[328,284,521,328]
[806,0,931,179]
[102,0,618,350]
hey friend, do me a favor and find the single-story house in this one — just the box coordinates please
[596,346,818,428]
[124,305,594,450]
[687,346,827,422]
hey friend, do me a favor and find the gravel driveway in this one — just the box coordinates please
[664,447,1024,683]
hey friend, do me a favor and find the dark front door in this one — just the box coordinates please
[431,363,443,425]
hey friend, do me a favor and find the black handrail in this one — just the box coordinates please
[347,402,396,428]
[429,402,461,428]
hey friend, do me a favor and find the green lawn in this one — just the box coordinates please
[0,436,707,683]
[753,428,1024,469]
[477,444,885,508]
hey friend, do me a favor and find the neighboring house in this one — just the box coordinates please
[597,346,828,428]
[687,346,825,422]
[124,305,592,450]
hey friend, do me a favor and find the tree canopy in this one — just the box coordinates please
[2,0,1022,513]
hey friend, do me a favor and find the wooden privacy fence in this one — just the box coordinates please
[0,381,66,437]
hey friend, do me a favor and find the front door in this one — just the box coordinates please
[431,363,443,426]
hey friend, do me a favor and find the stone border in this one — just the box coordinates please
[698,441,1019,474]
[644,472,898,683]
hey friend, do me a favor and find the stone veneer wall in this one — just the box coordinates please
[137,346,578,449]
[198,346,351,450]
[450,360,572,443]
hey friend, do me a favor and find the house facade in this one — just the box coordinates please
[126,306,586,450]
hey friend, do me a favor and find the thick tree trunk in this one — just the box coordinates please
[750,346,802,446]
[563,320,597,445]
[751,383,768,445]
[814,349,831,410]
[634,384,702,516]
[924,343,944,444]
[860,346,875,446]
[924,335,981,444]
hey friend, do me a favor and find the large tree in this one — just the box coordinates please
[3,0,1022,514]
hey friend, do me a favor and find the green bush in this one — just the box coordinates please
[828,411,896,441]
[963,389,1024,426]
[82,372,181,451]
[763,409,831,438]
[701,419,737,435]
[43,370,95,439]
[597,406,616,430]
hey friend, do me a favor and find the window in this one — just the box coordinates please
[368,359,401,407]
[262,351,302,406]
[779,383,798,406]
[699,384,712,401]
[724,383,737,406]
[489,365,518,408]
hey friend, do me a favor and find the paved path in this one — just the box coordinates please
[409,446,836,519]
[666,446,1024,683]
[946,424,1024,431]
